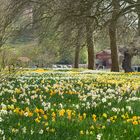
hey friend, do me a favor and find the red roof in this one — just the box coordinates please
[96,50,111,60]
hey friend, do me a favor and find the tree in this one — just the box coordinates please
[74,27,82,68]
[86,19,94,69]
[122,37,140,72]
[1,0,140,71]
[121,0,140,72]
[109,0,120,72]
[0,46,19,69]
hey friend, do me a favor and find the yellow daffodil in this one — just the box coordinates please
[58,109,65,117]
[132,121,138,125]
[35,118,40,123]
[92,114,97,122]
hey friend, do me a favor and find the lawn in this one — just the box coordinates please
[0,70,140,140]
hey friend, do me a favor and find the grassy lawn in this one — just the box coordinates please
[0,70,140,140]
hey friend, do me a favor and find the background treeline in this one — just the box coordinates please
[0,0,140,71]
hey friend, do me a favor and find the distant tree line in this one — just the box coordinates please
[0,0,140,72]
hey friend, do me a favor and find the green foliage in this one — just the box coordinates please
[0,46,20,69]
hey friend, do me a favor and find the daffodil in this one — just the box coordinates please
[80,130,84,135]
[132,121,138,125]
[35,118,40,123]
[92,114,97,122]
[102,113,107,118]
[58,109,65,117]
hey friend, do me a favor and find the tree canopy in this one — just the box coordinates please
[0,0,140,71]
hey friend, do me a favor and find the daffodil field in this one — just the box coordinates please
[0,70,140,140]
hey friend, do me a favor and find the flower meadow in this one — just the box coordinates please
[0,70,140,140]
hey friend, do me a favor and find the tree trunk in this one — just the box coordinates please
[1,50,6,69]
[109,0,120,72]
[137,0,140,36]
[86,21,94,70]
[138,14,140,36]
[0,37,3,48]
[74,45,80,68]
[109,21,119,72]
[122,51,133,72]
[74,28,82,68]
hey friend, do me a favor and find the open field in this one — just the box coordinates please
[0,70,140,140]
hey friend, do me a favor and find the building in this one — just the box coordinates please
[96,49,123,69]
[96,50,112,69]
